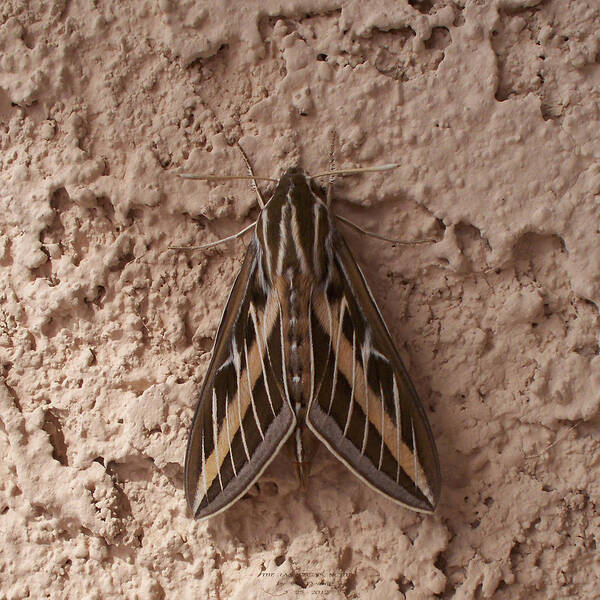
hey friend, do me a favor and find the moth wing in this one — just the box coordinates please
[185,239,296,519]
[307,233,441,512]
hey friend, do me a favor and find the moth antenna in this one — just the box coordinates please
[193,106,273,190]
[179,173,276,183]
[311,163,401,179]
[335,214,436,246]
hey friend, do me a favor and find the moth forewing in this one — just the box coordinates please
[184,239,296,520]
[305,232,441,513]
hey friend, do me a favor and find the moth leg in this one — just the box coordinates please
[169,220,257,251]
[326,130,337,207]
[236,142,266,209]
[335,214,436,246]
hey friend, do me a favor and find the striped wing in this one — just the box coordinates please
[307,233,441,513]
[184,239,296,519]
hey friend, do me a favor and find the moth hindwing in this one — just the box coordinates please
[184,167,441,519]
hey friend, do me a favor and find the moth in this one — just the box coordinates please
[184,163,441,520]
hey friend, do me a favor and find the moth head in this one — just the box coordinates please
[274,167,326,206]
[278,166,309,185]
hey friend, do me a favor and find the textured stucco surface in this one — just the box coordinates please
[1,1,600,598]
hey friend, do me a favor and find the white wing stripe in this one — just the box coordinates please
[328,297,346,415]
[224,390,237,477]
[343,330,357,437]
[234,350,251,462]
[250,304,276,417]
[360,343,369,455]
[393,375,401,484]
[245,337,265,440]
[211,389,224,491]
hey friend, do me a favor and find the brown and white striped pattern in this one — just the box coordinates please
[184,168,440,519]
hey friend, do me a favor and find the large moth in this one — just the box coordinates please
[184,166,441,519]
